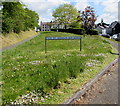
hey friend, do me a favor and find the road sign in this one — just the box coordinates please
[45,36,82,53]
[45,36,81,40]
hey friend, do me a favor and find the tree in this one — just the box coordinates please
[2,2,25,33]
[2,1,39,34]
[52,4,79,29]
[69,21,81,29]
[24,8,39,30]
[78,6,97,34]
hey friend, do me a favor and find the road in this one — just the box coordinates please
[74,39,119,104]
[89,65,118,104]
[74,62,118,104]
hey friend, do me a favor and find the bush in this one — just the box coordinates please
[88,29,99,35]
[51,28,99,35]
[51,28,84,35]
[51,29,58,31]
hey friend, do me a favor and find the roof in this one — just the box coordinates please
[41,22,50,25]
[96,25,105,29]
[97,23,109,28]
[109,21,118,28]
[41,21,59,25]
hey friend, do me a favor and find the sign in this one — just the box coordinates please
[45,36,81,40]
[45,36,82,53]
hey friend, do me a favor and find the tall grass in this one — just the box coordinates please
[2,31,113,104]
[1,30,38,48]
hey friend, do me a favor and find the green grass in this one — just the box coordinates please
[2,31,117,104]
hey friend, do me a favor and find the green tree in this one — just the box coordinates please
[2,2,25,33]
[69,21,81,29]
[52,4,79,29]
[24,8,39,30]
[2,1,39,34]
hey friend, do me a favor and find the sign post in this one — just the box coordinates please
[80,38,82,51]
[45,38,47,53]
[45,36,82,53]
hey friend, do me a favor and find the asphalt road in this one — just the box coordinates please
[89,65,118,104]
[75,62,118,104]
[74,38,119,104]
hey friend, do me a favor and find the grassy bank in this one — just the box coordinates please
[1,30,38,49]
[100,36,120,44]
[2,31,117,104]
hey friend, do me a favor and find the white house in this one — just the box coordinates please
[41,21,50,31]
[40,21,67,31]
[95,19,109,34]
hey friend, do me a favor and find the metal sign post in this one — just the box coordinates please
[45,36,82,53]
[80,38,82,51]
[45,38,47,53]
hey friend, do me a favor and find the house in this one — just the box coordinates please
[41,21,51,31]
[40,21,65,31]
[95,19,109,34]
[106,21,120,35]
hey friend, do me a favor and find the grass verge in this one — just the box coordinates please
[100,36,120,44]
[2,31,117,104]
[39,46,117,104]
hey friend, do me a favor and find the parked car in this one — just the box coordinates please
[110,34,120,41]
[110,34,117,39]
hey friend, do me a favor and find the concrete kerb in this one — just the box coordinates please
[63,58,118,104]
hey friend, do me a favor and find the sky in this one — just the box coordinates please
[20,0,119,25]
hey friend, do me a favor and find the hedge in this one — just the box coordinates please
[87,29,99,35]
[51,28,84,35]
[51,28,98,35]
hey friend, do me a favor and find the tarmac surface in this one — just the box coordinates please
[74,39,119,104]
[74,63,118,104]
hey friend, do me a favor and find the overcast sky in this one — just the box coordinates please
[21,0,119,25]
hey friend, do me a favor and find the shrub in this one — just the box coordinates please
[88,29,99,35]
[51,29,58,31]
[51,28,84,35]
